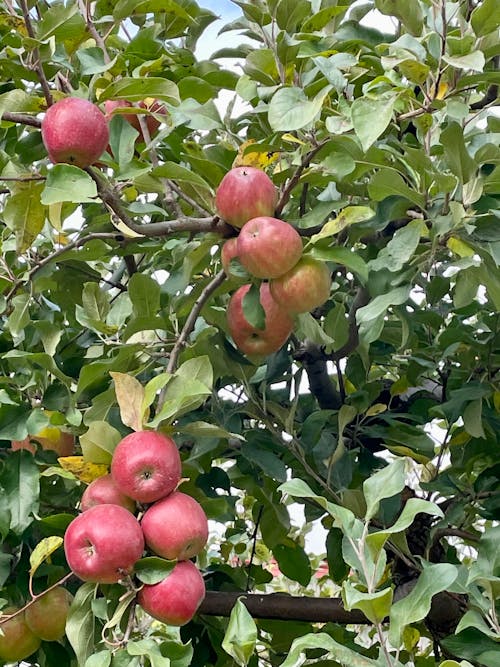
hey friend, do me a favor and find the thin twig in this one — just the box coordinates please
[246,505,264,592]
[19,0,53,108]
[76,0,111,63]
[275,141,328,218]
[1,572,73,626]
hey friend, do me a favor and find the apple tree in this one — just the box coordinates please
[0,0,499,665]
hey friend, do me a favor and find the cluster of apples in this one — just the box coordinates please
[64,430,208,627]
[41,96,165,169]
[216,166,332,357]
[0,587,72,664]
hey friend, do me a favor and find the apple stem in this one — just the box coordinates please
[1,571,73,626]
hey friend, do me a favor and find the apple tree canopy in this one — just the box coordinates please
[0,0,499,665]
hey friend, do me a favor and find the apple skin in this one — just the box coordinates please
[0,607,41,663]
[215,166,278,229]
[42,97,109,169]
[227,283,293,357]
[141,491,209,561]
[80,474,136,513]
[221,237,240,277]
[25,587,73,642]
[237,216,303,279]
[104,99,165,140]
[110,430,182,504]
[137,560,205,626]
[270,257,331,314]
[64,504,144,584]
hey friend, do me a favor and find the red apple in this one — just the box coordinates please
[141,491,209,561]
[237,216,303,279]
[137,560,205,626]
[124,99,166,139]
[104,99,133,119]
[42,97,109,168]
[80,474,136,513]
[0,608,41,663]
[227,282,293,357]
[221,237,240,277]
[64,504,144,583]
[215,166,278,228]
[25,587,73,641]
[110,430,182,504]
[11,437,36,454]
[270,257,331,314]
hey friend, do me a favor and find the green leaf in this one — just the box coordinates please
[113,0,192,22]
[342,581,393,624]
[363,458,406,521]
[127,639,171,667]
[326,527,350,583]
[369,220,422,273]
[66,582,97,667]
[175,421,244,441]
[443,51,485,72]
[463,398,486,439]
[3,182,46,252]
[100,77,180,104]
[368,169,426,208]
[108,115,138,167]
[6,293,30,339]
[134,556,175,584]
[356,286,411,325]
[375,0,423,36]
[222,598,258,667]
[441,122,476,184]
[309,247,369,284]
[241,441,287,482]
[41,165,98,204]
[128,273,161,319]
[242,283,266,329]
[85,651,112,667]
[389,563,459,646]
[351,95,397,151]
[273,541,312,586]
[279,632,387,666]
[268,86,331,132]
[0,451,39,535]
[3,350,71,386]
[80,420,122,464]
[471,0,500,36]
[76,47,117,75]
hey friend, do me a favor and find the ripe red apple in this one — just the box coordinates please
[80,474,136,513]
[237,216,303,279]
[25,587,73,641]
[41,97,109,168]
[141,491,209,561]
[110,430,182,504]
[227,282,293,357]
[0,608,41,663]
[137,560,205,626]
[124,99,166,139]
[221,237,240,277]
[215,166,278,228]
[64,504,144,583]
[270,257,331,314]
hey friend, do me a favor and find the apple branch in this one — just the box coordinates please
[1,112,41,128]
[165,269,226,375]
[0,572,73,627]
[275,141,328,218]
[328,286,370,362]
[19,0,53,108]
[76,0,111,63]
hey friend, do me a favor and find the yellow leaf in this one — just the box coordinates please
[282,133,306,145]
[385,444,430,464]
[58,456,108,483]
[365,403,387,417]
[436,81,449,100]
[29,536,64,576]
[447,237,475,257]
[403,626,420,652]
[232,139,279,169]
[494,391,500,414]
[390,377,409,396]
[111,372,145,432]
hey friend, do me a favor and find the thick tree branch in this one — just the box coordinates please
[198,591,369,624]
[328,286,370,362]
[294,340,342,410]
[1,112,41,128]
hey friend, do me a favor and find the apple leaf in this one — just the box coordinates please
[222,598,258,666]
[134,556,176,584]
[29,536,63,576]
[66,582,98,667]
[99,77,180,105]
[0,450,39,536]
[57,456,108,484]
[41,165,98,204]
[242,283,266,329]
[110,372,146,432]
[80,421,122,464]
[2,181,46,253]
[84,651,112,667]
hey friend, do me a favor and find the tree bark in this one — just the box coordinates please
[198,591,369,624]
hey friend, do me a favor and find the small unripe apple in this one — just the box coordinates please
[25,587,73,641]
[64,504,144,583]
[80,474,136,513]
[141,491,209,561]
[42,97,109,168]
[110,430,182,504]
[137,560,205,626]
[237,216,303,279]
[216,166,278,228]
[0,608,41,663]
[227,283,293,357]
[270,257,331,314]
